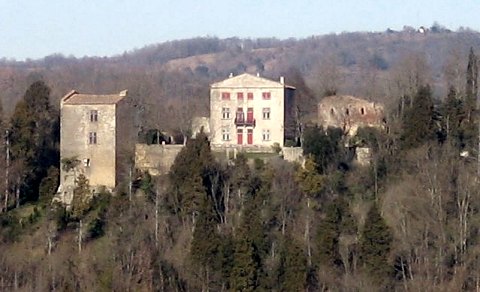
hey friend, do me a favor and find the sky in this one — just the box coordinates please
[0,0,479,61]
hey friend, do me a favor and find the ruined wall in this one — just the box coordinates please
[135,144,184,176]
[318,95,385,136]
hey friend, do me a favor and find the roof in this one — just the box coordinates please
[319,95,383,109]
[62,90,128,105]
[211,73,295,89]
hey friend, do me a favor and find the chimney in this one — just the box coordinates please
[120,89,128,97]
[229,73,233,78]
[280,76,285,84]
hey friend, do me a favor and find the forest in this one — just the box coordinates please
[0,27,479,291]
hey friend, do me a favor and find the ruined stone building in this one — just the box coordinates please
[57,90,134,205]
[209,73,296,150]
[317,95,385,136]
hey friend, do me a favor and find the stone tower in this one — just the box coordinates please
[57,90,134,206]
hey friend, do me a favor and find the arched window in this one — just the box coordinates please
[330,108,335,115]
[345,108,350,115]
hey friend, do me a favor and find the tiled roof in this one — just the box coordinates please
[62,90,127,105]
[211,73,295,89]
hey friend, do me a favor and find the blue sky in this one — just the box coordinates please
[0,0,479,60]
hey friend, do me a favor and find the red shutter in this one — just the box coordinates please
[222,92,230,100]
[247,108,254,122]
[237,92,244,100]
[262,92,271,100]
[247,129,253,145]
[237,129,243,145]
[247,92,253,100]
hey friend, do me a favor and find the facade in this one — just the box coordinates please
[209,73,296,149]
[57,90,133,205]
[317,95,385,136]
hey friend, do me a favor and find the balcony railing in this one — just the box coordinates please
[235,115,255,127]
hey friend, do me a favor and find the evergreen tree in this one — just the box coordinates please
[302,126,344,174]
[463,48,478,150]
[231,236,261,292]
[279,238,307,291]
[9,80,58,202]
[442,86,466,149]
[316,199,342,268]
[401,85,436,149]
[168,132,214,219]
[190,197,221,288]
[359,204,392,283]
[230,194,266,291]
[465,47,478,113]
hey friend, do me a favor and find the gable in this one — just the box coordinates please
[211,73,289,89]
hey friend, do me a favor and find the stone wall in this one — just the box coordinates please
[318,95,385,136]
[282,147,305,166]
[60,103,117,189]
[135,144,184,176]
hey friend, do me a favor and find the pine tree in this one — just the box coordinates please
[316,200,342,268]
[279,238,307,291]
[168,132,214,219]
[359,204,392,283]
[401,85,436,149]
[230,194,266,291]
[190,197,221,288]
[463,48,478,150]
[465,47,478,112]
[9,80,58,202]
[442,86,466,149]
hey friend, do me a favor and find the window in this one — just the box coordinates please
[89,132,97,144]
[345,108,349,115]
[221,92,231,100]
[360,107,365,115]
[222,128,231,141]
[222,107,231,119]
[90,110,98,122]
[237,92,244,100]
[247,92,254,100]
[262,92,271,100]
[262,129,270,141]
[262,108,271,120]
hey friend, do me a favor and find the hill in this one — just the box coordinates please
[0,27,479,127]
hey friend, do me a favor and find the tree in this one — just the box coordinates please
[302,126,344,174]
[168,132,215,222]
[441,86,466,149]
[230,193,266,291]
[190,198,221,289]
[278,238,307,291]
[401,85,436,149]
[9,81,58,202]
[316,199,344,268]
[359,204,392,283]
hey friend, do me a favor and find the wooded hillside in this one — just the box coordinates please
[0,27,480,290]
